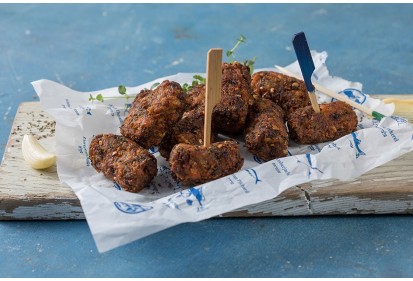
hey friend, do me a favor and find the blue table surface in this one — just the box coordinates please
[1,3,412,278]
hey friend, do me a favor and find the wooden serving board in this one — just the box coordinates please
[1,97,413,220]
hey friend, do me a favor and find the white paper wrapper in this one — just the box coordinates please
[32,51,412,253]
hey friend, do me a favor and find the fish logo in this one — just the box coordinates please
[114,202,153,214]
[350,132,366,159]
[245,168,262,184]
[297,154,324,177]
[333,88,366,105]
[113,182,122,190]
[253,155,264,164]
[164,187,205,212]
[185,187,205,210]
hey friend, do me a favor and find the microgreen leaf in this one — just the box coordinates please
[118,85,127,95]
[226,34,257,73]
[193,75,206,84]
[226,34,247,60]
[182,83,190,93]
[244,56,256,74]
[96,94,104,102]
[150,82,160,90]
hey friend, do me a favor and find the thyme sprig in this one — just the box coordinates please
[89,82,160,103]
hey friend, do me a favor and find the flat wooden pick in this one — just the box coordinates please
[203,48,222,147]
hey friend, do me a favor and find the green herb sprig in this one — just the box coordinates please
[88,93,104,102]
[225,34,256,73]
[182,75,206,93]
[244,57,256,74]
[89,82,161,103]
[226,34,246,61]
[150,82,160,90]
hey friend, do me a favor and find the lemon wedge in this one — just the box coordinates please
[22,134,56,169]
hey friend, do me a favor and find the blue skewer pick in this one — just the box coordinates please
[292,32,315,92]
[292,31,320,113]
[291,31,385,120]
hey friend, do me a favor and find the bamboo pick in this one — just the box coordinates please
[203,48,222,147]
[308,90,321,113]
[274,65,386,120]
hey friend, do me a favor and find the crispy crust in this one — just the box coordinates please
[89,134,157,193]
[246,96,286,123]
[212,62,251,134]
[287,101,358,144]
[120,80,188,148]
[158,85,215,159]
[251,71,311,115]
[245,98,288,161]
[169,141,244,186]
[186,84,206,109]
[159,106,215,159]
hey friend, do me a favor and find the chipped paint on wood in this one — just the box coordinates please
[0,202,84,220]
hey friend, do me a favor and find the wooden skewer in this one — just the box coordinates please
[308,90,320,113]
[203,48,222,147]
[274,65,386,120]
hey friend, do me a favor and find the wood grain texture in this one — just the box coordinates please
[0,97,412,220]
[204,48,222,147]
[0,102,83,220]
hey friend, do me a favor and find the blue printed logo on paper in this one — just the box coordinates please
[253,155,264,164]
[114,202,153,214]
[350,132,366,159]
[124,103,132,115]
[390,116,407,127]
[86,106,92,115]
[77,136,91,167]
[333,88,366,105]
[113,182,122,190]
[297,154,324,178]
[328,142,341,150]
[245,168,262,184]
[165,187,205,212]
[185,187,204,209]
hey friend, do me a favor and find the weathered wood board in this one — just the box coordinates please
[1,97,412,220]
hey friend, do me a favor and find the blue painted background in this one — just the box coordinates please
[1,4,413,277]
